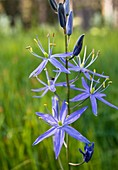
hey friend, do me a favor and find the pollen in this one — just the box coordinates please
[50,43,56,46]
[26,46,33,52]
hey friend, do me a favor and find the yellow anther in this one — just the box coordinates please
[50,43,56,46]
[103,82,105,88]
[93,69,96,73]
[48,80,50,86]
[26,46,33,52]
[65,102,68,105]
[92,49,95,59]
[44,68,47,71]
[108,81,112,84]
[34,38,38,44]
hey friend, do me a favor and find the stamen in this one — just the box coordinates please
[26,46,33,52]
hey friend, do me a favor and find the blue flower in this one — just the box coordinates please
[70,77,118,116]
[33,96,90,159]
[27,35,72,78]
[79,142,94,163]
[61,47,108,80]
[31,68,75,98]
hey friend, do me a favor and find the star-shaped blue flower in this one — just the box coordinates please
[68,47,109,80]
[70,77,118,116]
[33,96,90,159]
[31,68,75,98]
[27,35,72,78]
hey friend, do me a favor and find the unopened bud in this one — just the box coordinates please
[64,0,70,16]
[58,3,66,29]
[66,11,73,36]
[48,0,58,12]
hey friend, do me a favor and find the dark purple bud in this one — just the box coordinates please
[58,3,66,29]
[69,34,85,60]
[66,11,73,35]
[48,0,58,12]
[79,142,94,163]
[64,0,70,16]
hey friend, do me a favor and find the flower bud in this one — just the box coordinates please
[66,11,73,36]
[64,0,70,16]
[48,0,58,12]
[58,3,66,29]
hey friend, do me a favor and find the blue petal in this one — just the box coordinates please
[88,69,109,78]
[33,127,57,145]
[96,97,118,110]
[52,96,59,119]
[53,128,65,159]
[59,101,67,124]
[49,58,70,74]
[29,60,48,78]
[70,93,90,102]
[63,126,90,144]
[31,87,47,92]
[65,106,88,125]
[52,52,73,58]
[35,112,57,125]
[82,77,89,91]
[90,95,98,116]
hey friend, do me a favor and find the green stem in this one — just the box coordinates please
[65,33,71,170]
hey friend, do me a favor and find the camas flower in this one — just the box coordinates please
[68,46,109,80]
[33,96,90,159]
[70,77,118,116]
[31,68,75,98]
[27,35,72,78]
[79,142,94,163]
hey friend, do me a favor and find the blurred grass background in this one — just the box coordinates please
[0,25,118,170]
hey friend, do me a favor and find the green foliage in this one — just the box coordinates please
[0,27,118,170]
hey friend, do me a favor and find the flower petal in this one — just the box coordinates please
[52,52,73,58]
[59,101,67,124]
[63,126,90,144]
[96,97,118,110]
[50,58,70,74]
[29,60,48,78]
[70,93,90,102]
[33,127,56,145]
[31,87,47,92]
[65,106,88,125]
[90,95,98,116]
[35,112,57,125]
[53,128,65,159]
[82,77,89,91]
[52,96,59,119]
